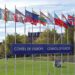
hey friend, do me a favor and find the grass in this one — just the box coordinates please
[0,57,75,75]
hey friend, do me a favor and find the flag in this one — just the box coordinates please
[54,13,62,27]
[62,14,67,20]
[3,8,14,22]
[24,10,33,23]
[39,11,54,24]
[4,8,8,21]
[48,13,54,24]
[8,10,14,21]
[62,14,73,27]
[39,11,47,25]
[68,15,73,25]
[32,11,47,25]
[54,13,68,29]
[68,15,75,26]
[31,12,39,25]
[15,9,25,23]
[14,13,18,22]
[24,10,39,25]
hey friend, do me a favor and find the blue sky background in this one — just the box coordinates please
[0,0,75,42]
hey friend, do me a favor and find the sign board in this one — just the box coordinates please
[11,44,73,55]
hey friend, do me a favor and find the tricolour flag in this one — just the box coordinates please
[54,13,68,29]
[39,11,47,26]
[39,11,54,25]
[31,12,39,25]
[15,9,25,23]
[24,10,33,23]
[24,10,39,25]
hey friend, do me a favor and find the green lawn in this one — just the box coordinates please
[0,57,74,75]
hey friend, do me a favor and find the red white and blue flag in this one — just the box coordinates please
[24,10,39,25]
[62,14,73,27]
[68,15,75,26]
[32,12,39,25]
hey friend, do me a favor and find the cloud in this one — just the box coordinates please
[0,0,60,9]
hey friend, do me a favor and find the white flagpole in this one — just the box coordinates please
[60,23,63,75]
[39,10,42,75]
[14,5,16,75]
[47,32,49,75]
[60,15,63,75]
[54,12,56,75]
[54,26,56,75]
[47,53,49,75]
[32,54,34,75]
[74,26,75,75]
[62,14,69,75]
[32,8,34,75]
[24,7,26,75]
[40,54,41,75]
[73,14,75,75]
[47,12,49,75]
[4,4,8,75]
[67,28,69,75]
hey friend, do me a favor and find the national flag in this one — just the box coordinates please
[54,13,62,27]
[32,11,47,25]
[14,14,18,22]
[31,11,39,25]
[24,10,33,23]
[4,8,9,21]
[54,13,68,29]
[68,15,75,26]
[68,15,73,25]
[39,11,47,25]
[62,14,73,27]
[24,10,39,25]
[39,12,54,24]
[8,10,14,21]
[15,9,25,23]
[48,13,54,24]
[3,8,14,22]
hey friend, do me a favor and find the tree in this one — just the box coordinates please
[34,29,60,44]
[3,34,28,55]
[64,27,74,44]
[0,43,5,57]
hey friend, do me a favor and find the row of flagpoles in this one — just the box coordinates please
[0,5,75,29]
[0,5,74,75]
[2,5,71,75]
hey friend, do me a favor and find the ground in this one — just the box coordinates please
[0,57,74,75]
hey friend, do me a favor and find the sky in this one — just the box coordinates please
[0,0,75,42]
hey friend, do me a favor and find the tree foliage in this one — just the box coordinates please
[34,29,60,44]
[0,34,28,57]
[64,27,74,44]
[0,27,74,57]
[0,43,5,57]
